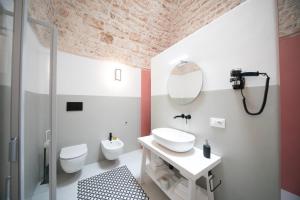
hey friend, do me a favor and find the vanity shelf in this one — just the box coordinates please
[138,135,222,200]
[145,164,208,200]
[145,164,183,200]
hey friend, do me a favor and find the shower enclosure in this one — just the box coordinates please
[0,0,57,199]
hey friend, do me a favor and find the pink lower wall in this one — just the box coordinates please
[280,34,300,196]
[141,69,151,137]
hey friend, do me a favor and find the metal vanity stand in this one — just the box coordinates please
[138,136,222,200]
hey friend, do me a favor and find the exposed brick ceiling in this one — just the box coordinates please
[29,0,300,68]
[278,0,300,37]
[29,0,240,68]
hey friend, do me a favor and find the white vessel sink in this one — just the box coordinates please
[152,128,195,152]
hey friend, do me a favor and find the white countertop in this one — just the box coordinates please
[138,135,222,180]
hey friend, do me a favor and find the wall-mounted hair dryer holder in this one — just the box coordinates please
[230,69,270,115]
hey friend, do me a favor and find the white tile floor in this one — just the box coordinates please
[32,149,169,200]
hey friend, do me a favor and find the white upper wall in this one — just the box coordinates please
[21,25,141,97]
[22,22,50,94]
[57,52,141,97]
[151,0,279,95]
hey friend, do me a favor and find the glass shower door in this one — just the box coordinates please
[21,4,57,200]
[1,0,57,199]
[0,0,14,199]
[22,19,51,200]
[0,0,24,198]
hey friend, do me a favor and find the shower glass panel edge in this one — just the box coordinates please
[49,25,58,200]
[20,0,58,199]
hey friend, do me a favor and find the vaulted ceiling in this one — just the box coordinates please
[29,0,240,68]
[29,0,300,68]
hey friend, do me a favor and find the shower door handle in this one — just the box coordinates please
[5,137,17,200]
[9,137,18,162]
[5,176,11,200]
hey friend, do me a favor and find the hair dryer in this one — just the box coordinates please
[230,69,270,115]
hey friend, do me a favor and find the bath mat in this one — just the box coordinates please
[77,165,149,200]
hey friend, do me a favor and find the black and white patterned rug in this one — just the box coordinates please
[77,165,149,200]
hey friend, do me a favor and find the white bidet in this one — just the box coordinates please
[101,139,124,160]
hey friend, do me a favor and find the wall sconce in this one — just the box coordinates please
[115,69,122,81]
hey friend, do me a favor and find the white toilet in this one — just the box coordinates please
[101,139,124,160]
[60,144,88,173]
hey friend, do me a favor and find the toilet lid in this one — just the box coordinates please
[60,144,88,160]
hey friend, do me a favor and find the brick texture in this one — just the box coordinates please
[278,0,300,37]
[28,0,239,68]
[29,0,175,68]
[28,0,299,68]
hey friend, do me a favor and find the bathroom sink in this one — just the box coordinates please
[152,128,195,152]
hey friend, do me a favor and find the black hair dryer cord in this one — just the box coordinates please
[240,73,270,115]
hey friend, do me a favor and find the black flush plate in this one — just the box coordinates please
[66,102,83,111]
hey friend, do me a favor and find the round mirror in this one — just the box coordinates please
[167,61,203,104]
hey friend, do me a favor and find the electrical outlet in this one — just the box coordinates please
[210,118,226,128]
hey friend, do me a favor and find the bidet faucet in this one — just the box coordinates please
[109,132,112,141]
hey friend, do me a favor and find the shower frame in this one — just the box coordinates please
[23,13,58,200]
[1,0,58,199]
[26,14,58,200]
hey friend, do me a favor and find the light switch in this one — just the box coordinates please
[210,117,226,128]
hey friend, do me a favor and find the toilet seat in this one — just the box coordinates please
[60,144,87,160]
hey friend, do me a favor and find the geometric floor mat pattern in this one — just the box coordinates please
[78,165,150,200]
